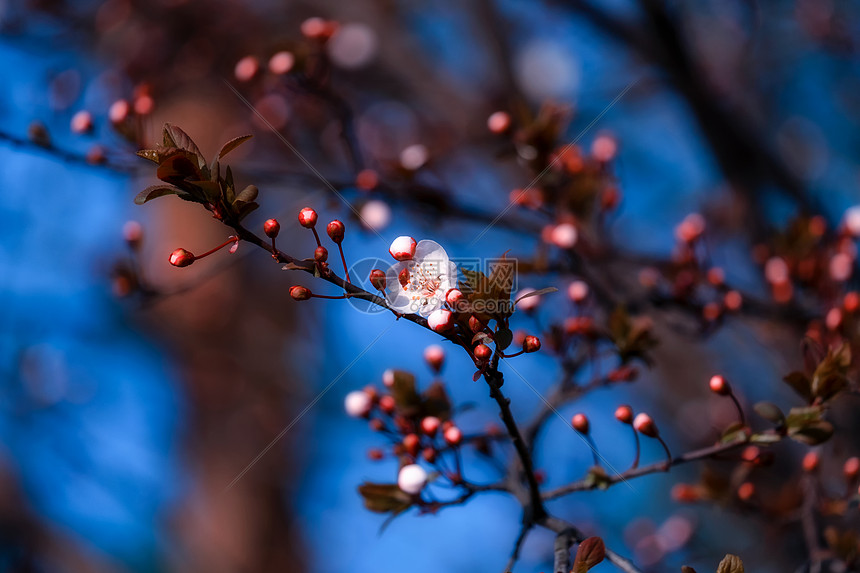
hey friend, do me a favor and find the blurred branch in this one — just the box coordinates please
[543,434,754,500]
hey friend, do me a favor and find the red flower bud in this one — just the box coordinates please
[474,343,492,363]
[369,419,384,432]
[367,448,384,461]
[168,248,195,267]
[423,345,445,373]
[844,457,860,481]
[327,219,345,243]
[709,375,730,396]
[633,413,658,437]
[523,335,541,353]
[422,446,436,463]
[737,482,755,501]
[614,405,634,424]
[571,413,589,434]
[802,451,819,473]
[289,285,312,301]
[298,207,318,228]
[370,269,387,291]
[403,433,420,456]
[671,483,700,503]
[314,246,328,262]
[264,218,281,238]
[379,395,395,414]
[123,221,143,248]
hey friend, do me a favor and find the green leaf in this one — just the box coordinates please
[572,537,605,573]
[217,134,253,159]
[715,554,744,573]
[753,402,785,426]
[357,482,413,514]
[134,184,180,205]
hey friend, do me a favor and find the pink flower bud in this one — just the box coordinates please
[421,416,440,436]
[70,110,93,134]
[389,236,417,261]
[591,133,617,162]
[445,288,464,307]
[567,280,589,303]
[830,253,853,282]
[263,218,280,238]
[378,395,395,413]
[737,482,755,501]
[134,95,154,116]
[571,413,589,434]
[428,309,454,333]
[708,375,730,396]
[764,257,789,285]
[289,285,312,301]
[123,221,143,248]
[550,223,578,249]
[403,433,420,456]
[356,168,379,190]
[724,290,743,311]
[399,144,428,170]
[168,248,194,267]
[327,220,345,244]
[615,405,634,424]
[382,369,395,387]
[522,335,541,353]
[424,345,445,372]
[108,99,130,124]
[843,205,860,237]
[844,292,860,313]
[268,51,295,75]
[397,464,427,494]
[344,390,372,417]
[443,425,462,445]
[301,17,339,41]
[487,111,511,134]
[234,55,260,82]
[298,207,318,228]
[633,413,658,437]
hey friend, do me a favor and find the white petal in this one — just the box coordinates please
[414,240,448,265]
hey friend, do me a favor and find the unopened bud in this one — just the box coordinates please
[615,405,634,424]
[633,413,658,437]
[298,207,318,228]
[168,248,194,267]
[370,269,387,291]
[523,335,541,353]
[289,285,312,301]
[571,413,589,434]
[264,218,281,238]
[327,220,345,244]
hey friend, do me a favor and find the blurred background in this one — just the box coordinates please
[1,0,860,572]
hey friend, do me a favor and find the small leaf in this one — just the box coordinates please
[218,134,253,159]
[134,184,180,205]
[189,180,223,202]
[789,420,834,445]
[390,370,421,417]
[163,123,203,158]
[514,286,558,304]
[583,465,610,490]
[753,402,785,426]
[715,554,744,573]
[234,184,259,204]
[357,482,413,514]
[494,327,513,350]
[156,149,204,184]
[681,567,698,573]
[421,381,452,421]
[136,149,163,164]
[234,201,260,221]
[572,537,605,573]
[750,432,782,444]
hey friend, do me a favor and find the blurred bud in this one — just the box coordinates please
[615,405,634,424]
[591,133,617,162]
[844,292,860,313]
[268,51,295,75]
[345,390,372,417]
[802,451,819,473]
[487,110,511,134]
[826,307,843,331]
[123,220,143,248]
[234,55,260,82]
[108,99,130,124]
[571,413,590,434]
[397,464,427,495]
[70,110,93,134]
[671,483,700,503]
[301,17,339,41]
[356,168,379,190]
[843,457,860,482]
[378,395,395,414]
[403,433,420,456]
[550,223,578,249]
[443,425,462,446]
[830,253,854,282]
[382,369,395,387]
[633,413,658,437]
[134,95,154,116]
[421,416,440,436]
[368,448,384,461]
[568,280,589,303]
[422,447,436,463]
[724,290,743,312]
[400,144,428,170]
[737,482,755,501]
[675,213,705,243]
[424,345,445,372]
